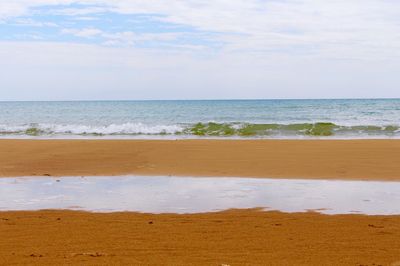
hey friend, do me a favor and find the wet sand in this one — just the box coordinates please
[1,139,400,180]
[0,209,399,265]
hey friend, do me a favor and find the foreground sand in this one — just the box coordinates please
[1,139,400,180]
[0,209,399,265]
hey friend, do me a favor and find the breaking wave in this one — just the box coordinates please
[0,122,400,138]
[0,123,184,136]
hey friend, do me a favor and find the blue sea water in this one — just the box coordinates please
[0,99,399,138]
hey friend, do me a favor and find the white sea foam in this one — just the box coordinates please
[0,123,184,135]
[0,124,33,133]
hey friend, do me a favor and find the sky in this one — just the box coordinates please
[0,0,400,101]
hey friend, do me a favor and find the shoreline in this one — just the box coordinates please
[1,139,400,180]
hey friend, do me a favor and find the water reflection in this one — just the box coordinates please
[0,176,399,215]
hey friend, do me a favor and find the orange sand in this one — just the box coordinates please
[0,209,400,265]
[1,139,400,180]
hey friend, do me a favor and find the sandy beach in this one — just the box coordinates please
[1,139,400,265]
[1,139,400,180]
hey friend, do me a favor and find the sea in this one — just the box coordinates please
[0,99,399,139]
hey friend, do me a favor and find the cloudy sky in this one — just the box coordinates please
[1,0,400,100]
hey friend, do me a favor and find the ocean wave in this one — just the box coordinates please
[0,122,399,137]
[0,123,184,136]
[183,122,400,137]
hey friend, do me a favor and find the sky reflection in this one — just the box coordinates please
[0,176,400,215]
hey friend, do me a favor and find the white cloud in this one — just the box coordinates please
[73,16,99,21]
[0,1,400,99]
[0,0,399,60]
[60,27,182,47]
[1,41,399,100]
[13,18,58,27]
[50,6,109,16]
[61,27,102,38]
[101,31,182,46]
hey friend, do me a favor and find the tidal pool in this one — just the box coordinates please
[0,176,399,215]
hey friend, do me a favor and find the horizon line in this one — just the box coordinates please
[0,97,399,103]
